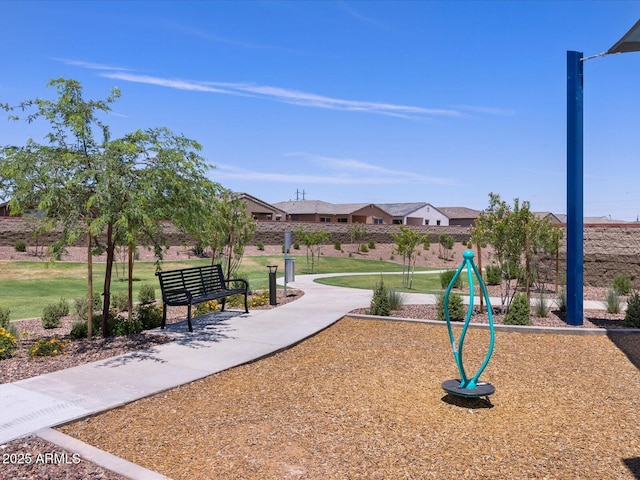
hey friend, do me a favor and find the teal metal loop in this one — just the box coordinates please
[442,250,495,397]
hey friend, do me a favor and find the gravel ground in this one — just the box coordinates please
[56,317,640,480]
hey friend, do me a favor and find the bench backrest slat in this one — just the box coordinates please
[156,264,228,303]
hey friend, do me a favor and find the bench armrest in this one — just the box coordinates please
[225,278,249,291]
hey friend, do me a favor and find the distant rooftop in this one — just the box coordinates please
[376,202,428,217]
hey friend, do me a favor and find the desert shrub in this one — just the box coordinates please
[388,289,406,310]
[41,299,69,329]
[256,242,265,251]
[138,284,156,304]
[111,291,129,312]
[436,293,465,321]
[557,287,567,313]
[136,304,164,330]
[484,265,501,285]
[0,306,10,328]
[195,300,220,316]
[111,315,144,336]
[249,289,270,307]
[14,240,27,252]
[334,241,341,250]
[613,273,632,296]
[370,278,390,316]
[368,240,376,249]
[293,242,300,250]
[440,270,462,289]
[57,298,70,317]
[70,319,88,339]
[625,291,640,328]
[533,291,550,318]
[74,293,102,321]
[0,327,17,359]
[423,239,430,251]
[360,244,369,253]
[28,335,69,358]
[604,288,621,314]
[69,314,101,339]
[504,293,532,326]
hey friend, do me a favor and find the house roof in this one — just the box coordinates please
[534,212,563,223]
[437,206,480,219]
[376,202,428,217]
[555,214,628,224]
[333,203,372,214]
[238,192,288,215]
[273,200,386,216]
[273,200,336,214]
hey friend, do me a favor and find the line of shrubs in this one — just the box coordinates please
[367,268,640,328]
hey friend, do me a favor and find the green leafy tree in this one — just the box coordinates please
[472,193,562,313]
[296,227,329,274]
[347,223,368,253]
[392,226,427,288]
[1,79,220,336]
[1,78,120,337]
[438,233,455,260]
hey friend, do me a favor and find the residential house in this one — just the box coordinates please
[554,214,628,224]
[533,212,564,225]
[376,202,449,226]
[0,201,12,217]
[238,193,288,221]
[437,207,480,227]
[273,200,392,224]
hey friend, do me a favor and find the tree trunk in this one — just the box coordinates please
[101,222,115,337]
[87,230,93,339]
[128,243,134,320]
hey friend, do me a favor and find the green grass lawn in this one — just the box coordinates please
[314,271,467,293]
[0,255,436,320]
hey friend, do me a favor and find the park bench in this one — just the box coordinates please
[156,264,249,332]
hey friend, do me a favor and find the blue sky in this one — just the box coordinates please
[1,1,640,220]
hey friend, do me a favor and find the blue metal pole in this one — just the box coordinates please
[567,51,584,326]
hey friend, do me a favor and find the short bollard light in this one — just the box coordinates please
[267,265,278,306]
[442,250,496,400]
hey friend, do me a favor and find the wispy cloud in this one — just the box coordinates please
[57,58,510,120]
[215,153,459,187]
[54,58,132,72]
[99,71,460,119]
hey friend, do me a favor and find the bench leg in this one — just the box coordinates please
[244,292,249,313]
[161,303,167,329]
[187,303,193,332]
[220,297,226,312]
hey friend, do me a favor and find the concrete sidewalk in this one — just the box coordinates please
[0,275,373,446]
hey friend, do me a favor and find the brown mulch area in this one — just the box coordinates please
[56,317,640,480]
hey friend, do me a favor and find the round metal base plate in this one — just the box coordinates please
[442,379,495,398]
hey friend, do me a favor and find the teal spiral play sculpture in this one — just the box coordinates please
[442,250,496,399]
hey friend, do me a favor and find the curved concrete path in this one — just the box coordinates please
[0,272,381,480]
[0,271,617,478]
